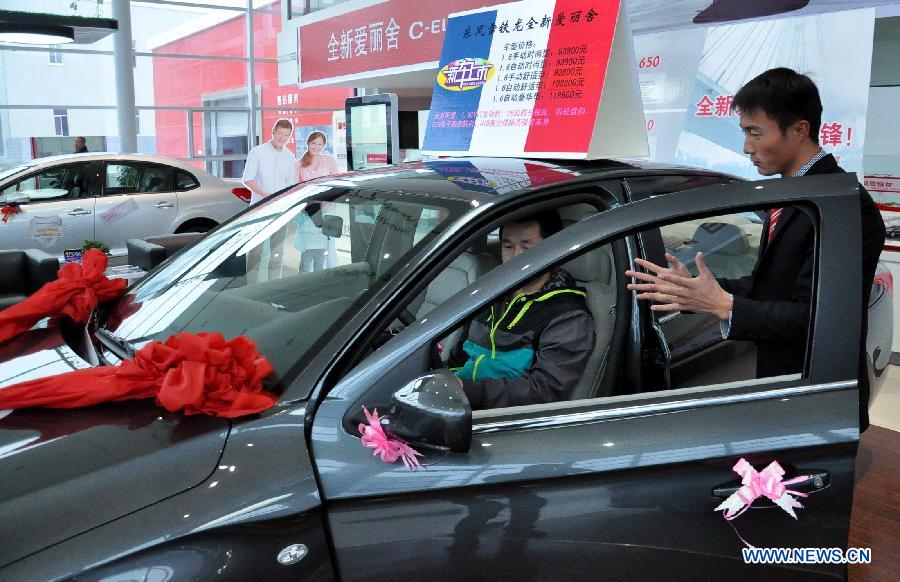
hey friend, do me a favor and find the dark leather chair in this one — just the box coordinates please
[127,233,202,271]
[0,249,60,310]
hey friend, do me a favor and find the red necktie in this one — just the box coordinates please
[768,208,782,242]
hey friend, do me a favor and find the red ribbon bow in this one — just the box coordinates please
[1,205,19,223]
[0,248,127,345]
[0,332,277,418]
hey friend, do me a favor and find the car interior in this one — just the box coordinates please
[113,191,773,417]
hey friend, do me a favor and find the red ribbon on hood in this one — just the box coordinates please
[0,332,277,418]
[0,248,127,345]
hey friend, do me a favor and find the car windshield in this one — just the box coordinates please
[0,163,35,183]
[102,183,468,381]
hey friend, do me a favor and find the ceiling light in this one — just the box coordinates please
[0,23,74,44]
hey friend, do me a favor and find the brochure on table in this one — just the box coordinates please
[422,0,647,159]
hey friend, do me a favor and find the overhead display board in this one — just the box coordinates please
[422,0,648,159]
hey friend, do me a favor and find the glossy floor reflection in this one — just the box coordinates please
[848,423,899,581]
[869,365,900,432]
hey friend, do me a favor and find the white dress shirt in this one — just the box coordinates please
[242,141,296,204]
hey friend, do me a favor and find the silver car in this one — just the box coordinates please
[0,153,250,260]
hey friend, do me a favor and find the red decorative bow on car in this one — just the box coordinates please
[0,248,126,345]
[0,332,277,418]
[1,205,19,223]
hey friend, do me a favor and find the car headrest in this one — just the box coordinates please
[564,246,613,284]
[691,223,749,257]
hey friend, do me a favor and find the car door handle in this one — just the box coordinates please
[155,201,174,209]
[712,469,830,499]
[68,208,92,216]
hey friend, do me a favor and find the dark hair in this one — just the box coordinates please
[75,136,86,142]
[501,209,563,240]
[272,118,294,133]
[733,67,822,145]
[300,131,328,168]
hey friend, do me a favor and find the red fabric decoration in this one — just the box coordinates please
[0,332,277,418]
[0,248,127,345]
[1,205,19,223]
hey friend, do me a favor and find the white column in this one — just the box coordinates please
[112,0,137,153]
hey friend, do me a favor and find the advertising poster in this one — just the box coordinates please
[632,28,706,162]
[332,110,349,173]
[422,0,647,159]
[672,9,876,181]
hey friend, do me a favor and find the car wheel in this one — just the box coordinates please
[175,219,217,234]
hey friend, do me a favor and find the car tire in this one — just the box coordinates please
[175,219,217,234]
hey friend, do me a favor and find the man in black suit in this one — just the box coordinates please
[626,68,885,430]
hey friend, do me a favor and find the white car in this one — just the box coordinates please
[0,153,250,260]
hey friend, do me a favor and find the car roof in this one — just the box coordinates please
[302,157,737,202]
[4,153,215,178]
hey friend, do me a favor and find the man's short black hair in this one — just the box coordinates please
[733,67,822,145]
[501,209,563,240]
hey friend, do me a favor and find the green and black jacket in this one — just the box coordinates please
[449,268,595,409]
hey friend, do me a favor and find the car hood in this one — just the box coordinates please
[0,328,229,567]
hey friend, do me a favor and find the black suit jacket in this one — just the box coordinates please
[719,154,885,429]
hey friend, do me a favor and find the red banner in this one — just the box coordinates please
[298,0,504,84]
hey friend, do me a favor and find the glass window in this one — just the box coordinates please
[351,204,813,414]
[105,163,142,194]
[48,45,62,65]
[0,162,93,204]
[642,209,806,390]
[53,109,69,137]
[657,211,764,279]
[102,187,470,380]
[138,165,172,193]
[175,171,200,191]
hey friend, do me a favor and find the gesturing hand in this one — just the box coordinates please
[625,252,733,320]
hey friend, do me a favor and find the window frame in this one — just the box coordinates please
[174,170,201,192]
[317,175,862,434]
[2,162,94,204]
[52,108,69,137]
[312,185,623,405]
[100,162,173,197]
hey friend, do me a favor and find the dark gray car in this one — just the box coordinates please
[0,158,887,580]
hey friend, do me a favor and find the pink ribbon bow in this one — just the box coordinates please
[717,458,809,521]
[358,406,423,471]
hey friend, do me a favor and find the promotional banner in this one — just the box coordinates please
[422,0,647,159]
[671,9,876,181]
[297,0,504,87]
[632,27,706,162]
[332,110,349,173]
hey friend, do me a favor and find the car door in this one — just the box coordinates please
[0,161,96,259]
[94,162,178,257]
[624,174,760,389]
[310,174,863,580]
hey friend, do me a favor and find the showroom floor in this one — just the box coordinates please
[848,366,900,581]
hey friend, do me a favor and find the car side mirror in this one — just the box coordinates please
[387,369,472,453]
[5,192,29,206]
[322,215,343,238]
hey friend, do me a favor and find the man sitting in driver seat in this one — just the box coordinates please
[449,210,595,409]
